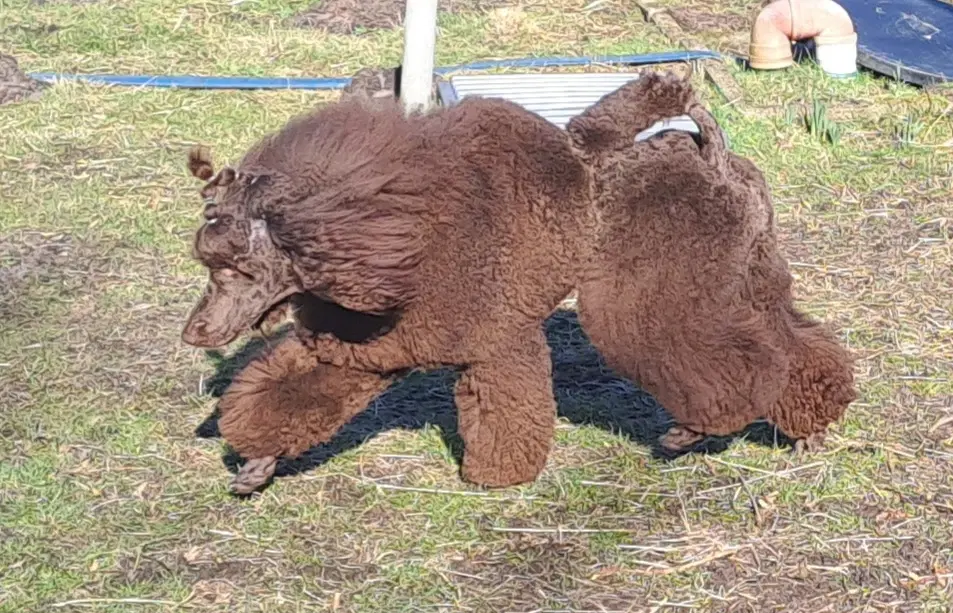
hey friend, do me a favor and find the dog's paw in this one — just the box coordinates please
[659,426,705,451]
[230,456,278,495]
[793,432,827,455]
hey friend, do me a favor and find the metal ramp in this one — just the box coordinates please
[437,72,643,129]
[436,72,703,141]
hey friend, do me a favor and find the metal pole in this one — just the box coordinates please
[400,0,439,114]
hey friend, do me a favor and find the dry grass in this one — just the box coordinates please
[646,0,765,56]
[1,0,952,611]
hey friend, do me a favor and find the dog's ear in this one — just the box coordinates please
[188,145,215,181]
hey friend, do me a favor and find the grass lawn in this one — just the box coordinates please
[1,0,952,611]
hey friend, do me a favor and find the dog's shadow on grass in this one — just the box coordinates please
[195,310,790,484]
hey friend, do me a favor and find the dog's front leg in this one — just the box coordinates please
[217,336,393,494]
[300,326,432,374]
[453,330,557,488]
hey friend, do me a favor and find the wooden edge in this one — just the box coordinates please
[635,0,745,106]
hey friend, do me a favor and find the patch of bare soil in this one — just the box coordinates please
[447,535,595,610]
[2,24,61,37]
[339,65,439,101]
[669,7,750,35]
[289,0,513,34]
[30,0,99,5]
[0,230,201,403]
[341,66,400,99]
[113,549,258,587]
[0,53,47,106]
[0,231,89,319]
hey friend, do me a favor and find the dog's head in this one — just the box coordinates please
[181,146,301,349]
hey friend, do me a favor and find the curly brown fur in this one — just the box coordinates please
[567,69,704,162]
[454,326,556,487]
[207,288,396,492]
[766,306,857,442]
[183,95,593,487]
[187,145,215,181]
[217,335,393,460]
[572,72,856,449]
[576,133,791,438]
[218,335,393,494]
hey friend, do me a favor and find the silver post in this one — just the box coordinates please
[400,0,439,114]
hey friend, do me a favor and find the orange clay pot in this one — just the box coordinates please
[749,0,858,76]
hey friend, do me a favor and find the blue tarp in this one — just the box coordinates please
[841,0,953,84]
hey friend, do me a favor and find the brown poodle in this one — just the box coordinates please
[182,95,594,490]
[567,72,856,453]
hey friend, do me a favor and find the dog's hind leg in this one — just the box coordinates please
[217,336,393,494]
[453,328,556,488]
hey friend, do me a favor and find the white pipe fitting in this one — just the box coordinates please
[815,32,859,78]
[749,0,858,77]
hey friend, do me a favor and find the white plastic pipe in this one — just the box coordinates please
[400,0,439,114]
[749,0,857,77]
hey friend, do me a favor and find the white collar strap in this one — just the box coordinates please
[633,115,729,148]
[634,115,700,142]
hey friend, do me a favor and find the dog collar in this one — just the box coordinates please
[634,115,729,148]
